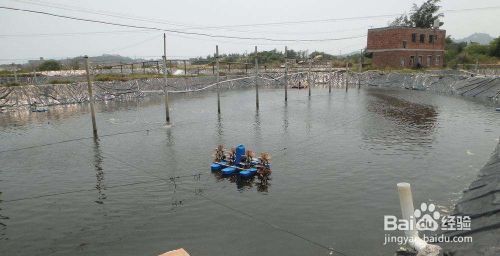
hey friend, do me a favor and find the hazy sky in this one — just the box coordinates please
[0,0,499,64]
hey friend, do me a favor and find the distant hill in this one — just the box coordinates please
[454,33,495,45]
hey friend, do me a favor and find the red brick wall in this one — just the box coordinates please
[372,51,445,68]
[366,27,446,68]
[367,27,446,50]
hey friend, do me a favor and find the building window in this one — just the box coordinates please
[412,33,416,42]
[410,56,415,66]
[420,34,425,43]
[429,35,434,43]
[436,55,441,66]
[403,40,407,48]
[427,55,432,67]
[400,58,405,67]
[418,56,423,66]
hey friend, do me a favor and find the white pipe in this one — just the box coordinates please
[397,183,441,256]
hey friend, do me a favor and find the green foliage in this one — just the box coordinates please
[191,48,315,66]
[465,43,489,56]
[390,0,443,28]
[489,37,500,57]
[38,60,62,71]
[0,70,14,77]
[445,35,500,67]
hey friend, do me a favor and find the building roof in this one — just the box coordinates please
[368,26,445,32]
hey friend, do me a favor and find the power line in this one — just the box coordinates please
[0,27,370,39]
[10,0,499,31]
[5,0,364,35]
[0,29,153,38]
[0,6,366,42]
[171,6,500,29]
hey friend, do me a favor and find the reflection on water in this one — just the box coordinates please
[211,171,270,192]
[254,111,262,148]
[92,138,106,204]
[0,97,165,129]
[367,91,437,128]
[282,103,289,133]
[0,197,7,241]
[362,90,438,150]
[216,114,224,144]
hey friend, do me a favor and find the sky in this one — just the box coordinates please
[0,0,499,64]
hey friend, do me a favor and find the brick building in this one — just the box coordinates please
[366,27,446,68]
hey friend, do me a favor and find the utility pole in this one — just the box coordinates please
[329,62,333,94]
[255,46,259,110]
[358,49,362,89]
[163,33,170,124]
[12,63,18,84]
[32,64,37,85]
[308,58,312,97]
[345,61,349,92]
[284,46,288,102]
[84,56,98,138]
[216,45,221,114]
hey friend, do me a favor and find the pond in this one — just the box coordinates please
[1,87,499,256]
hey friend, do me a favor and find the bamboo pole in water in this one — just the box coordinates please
[84,56,98,138]
[163,33,170,124]
[255,46,259,110]
[216,45,221,114]
[284,46,288,102]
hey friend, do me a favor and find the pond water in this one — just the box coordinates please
[0,87,499,256]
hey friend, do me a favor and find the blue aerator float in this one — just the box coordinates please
[211,144,271,179]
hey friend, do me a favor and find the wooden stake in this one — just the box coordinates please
[345,62,348,92]
[12,63,18,84]
[358,49,362,89]
[163,33,170,124]
[255,46,259,110]
[84,56,98,138]
[308,58,312,97]
[284,46,288,102]
[329,62,332,94]
[216,45,221,114]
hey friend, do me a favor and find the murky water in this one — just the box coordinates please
[1,87,499,256]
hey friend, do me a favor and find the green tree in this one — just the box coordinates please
[390,0,443,28]
[38,60,62,71]
[465,43,489,56]
[489,36,500,57]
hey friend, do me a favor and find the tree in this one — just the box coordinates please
[489,36,500,57]
[390,0,444,28]
[38,60,62,71]
[465,43,489,56]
